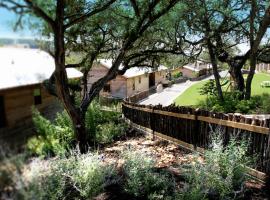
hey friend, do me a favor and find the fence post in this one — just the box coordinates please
[150,107,155,140]
[194,108,200,150]
[264,123,270,195]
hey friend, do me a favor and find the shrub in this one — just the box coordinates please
[96,122,127,144]
[180,134,251,199]
[28,101,126,157]
[0,153,25,199]
[17,151,117,199]
[122,149,175,199]
[27,108,75,157]
[197,91,265,113]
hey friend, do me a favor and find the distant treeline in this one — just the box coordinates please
[0,38,38,48]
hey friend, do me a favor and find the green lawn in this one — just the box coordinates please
[174,73,270,106]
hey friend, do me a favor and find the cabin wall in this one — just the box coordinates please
[181,68,198,78]
[87,63,109,88]
[256,63,270,72]
[127,75,149,97]
[108,75,127,98]
[0,84,62,147]
[155,70,167,85]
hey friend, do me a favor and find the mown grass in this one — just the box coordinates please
[174,73,270,106]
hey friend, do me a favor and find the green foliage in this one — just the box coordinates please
[17,152,117,200]
[197,92,270,113]
[181,135,251,199]
[85,100,127,144]
[27,108,75,157]
[96,122,127,144]
[172,71,182,79]
[0,153,25,197]
[199,79,217,96]
[28,101,126,157]
[256,93,270,113]
[122,150,175,199]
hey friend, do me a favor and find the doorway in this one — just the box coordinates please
[149,72,155,87]
[0,96,6,128]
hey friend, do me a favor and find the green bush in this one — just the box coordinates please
[122,150,175,199]
[17,152,117,200]
[197,91,266,113]
[28,100,126,157]
[96,122,127,144]
[180,135,251,199]
[256,93,270,113]
[27,108,75,157]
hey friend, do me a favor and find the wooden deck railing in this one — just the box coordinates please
[122,101,270,177]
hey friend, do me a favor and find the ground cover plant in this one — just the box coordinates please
[179,135,252,200]
[0,134,266,200]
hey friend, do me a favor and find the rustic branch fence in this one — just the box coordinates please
[122,101,270,179]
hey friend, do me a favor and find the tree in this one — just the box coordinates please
[1,0,198,152]
[182,0,270,100]
[212,0,270,99]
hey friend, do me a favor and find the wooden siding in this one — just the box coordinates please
[181,68,198,78]
[155,70,167,85]
[87,63,109,87]
[127,75,149,97]
[0,84,62,148]
[256,63,270,72]
[109,75,127,98]
[0,84,59,127]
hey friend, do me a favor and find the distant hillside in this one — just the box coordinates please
[0,38,39,48]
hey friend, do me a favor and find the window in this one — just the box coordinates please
[138,77,141,84]
[132,80,135,90]
[34,88,42,105]
[0,96,6,128]
[103,83,111,92]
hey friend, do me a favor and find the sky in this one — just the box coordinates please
[0,8,35,38]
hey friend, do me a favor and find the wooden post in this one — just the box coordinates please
[150,107,155,140]
[264,121,270,195]
[194,108,200,150]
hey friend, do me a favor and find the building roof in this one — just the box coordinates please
[183,60,212,72]
[0,47,83,90]
[98,59,167,78]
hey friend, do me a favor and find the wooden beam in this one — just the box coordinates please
[198,116,269,135]
[123,104,269,135]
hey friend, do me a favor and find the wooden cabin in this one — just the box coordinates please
[256,62,270,73]
[88,59,168,99]
[181,60,212,78]
[0,47,82,145]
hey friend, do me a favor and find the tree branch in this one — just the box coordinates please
[64,0,117,29]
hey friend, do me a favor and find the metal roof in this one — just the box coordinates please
[98,59,167,78]
[0,47,83,90]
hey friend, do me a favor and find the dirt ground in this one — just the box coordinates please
[96,133,268,200]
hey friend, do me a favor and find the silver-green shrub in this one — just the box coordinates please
[122,149,175,199]
[180,134,251,199]
[17,151,117,199]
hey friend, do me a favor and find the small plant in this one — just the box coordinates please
[16,151,117,199]
[27,108,75,157]
[28,100,126,157]
[96,122,127,144]
[122,149,175,199]
[181,134,252,199]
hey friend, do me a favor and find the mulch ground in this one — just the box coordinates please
[95,132,269,200]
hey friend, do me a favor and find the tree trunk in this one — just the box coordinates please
[71,111,88,153]
[54,0,88,153]
[206,39,224,101]
[228,62,245,99]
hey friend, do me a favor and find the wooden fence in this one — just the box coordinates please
[122,101,270,176]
